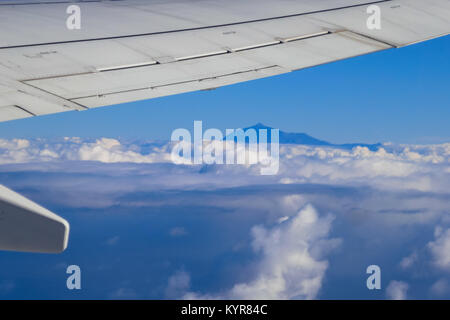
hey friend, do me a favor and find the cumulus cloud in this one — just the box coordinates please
[386,281,409,300]
[400,252,418,270]
[182,205,340,300]
[0,137,449,194]
[278,144,450,192]
[108,287,138,299]
[165,270,191,299]
[430,278,448,297]
[428,227,450,272]
[77,138,171,163]
[0,137,171,165]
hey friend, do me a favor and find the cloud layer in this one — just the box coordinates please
[1,137,449,194]
[0,136,449,299]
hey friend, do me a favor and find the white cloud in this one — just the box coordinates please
[77,138,171,163]
[183,205,340,300]
[400,252,418,270]
[108,287,137,299]
[0,138,29,150]
[0,138,448,194]
[165,270,191,299]
[430,278,448,296]
[0,138,449,194]
[428,227,450,272]
[386,280,409,300]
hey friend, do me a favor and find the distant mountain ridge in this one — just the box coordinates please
[231,123,382,151]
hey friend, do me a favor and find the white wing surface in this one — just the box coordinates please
[0,184,69,253]
[0,0,448,121]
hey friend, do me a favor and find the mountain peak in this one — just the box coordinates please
[249,123,272,130]
[238,123,381,151]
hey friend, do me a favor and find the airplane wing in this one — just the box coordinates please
[0,184,69,253]
[0,0,449,122]
[0,0,448,253]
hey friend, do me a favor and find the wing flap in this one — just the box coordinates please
[24,30,390,108]
[72,66,286,108]
[0,105,33,122]
[237,31,390,71]
[25,52,271,100]
[310,0,450,47]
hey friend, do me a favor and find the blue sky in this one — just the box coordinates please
[0,36,448,144]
